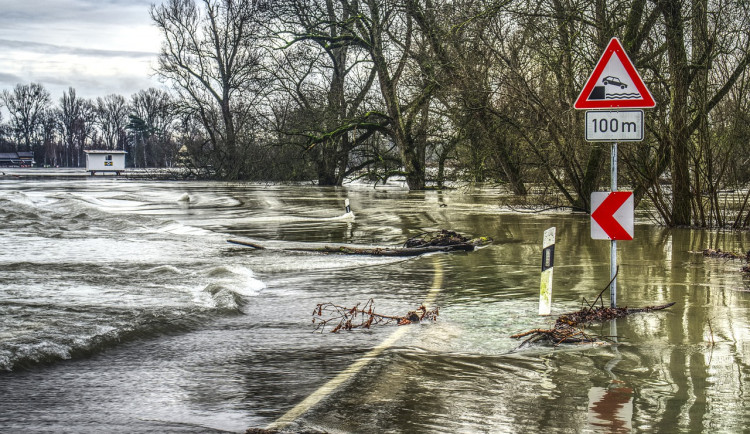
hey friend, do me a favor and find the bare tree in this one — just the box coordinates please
[1,83,51,159]
[278,0,436,189]
[151,0,267,179]
[647,0,750,226]
[129,88,176,167]
[270,0,383,186]
[57,88,97,167]
[348,0,438,190]
[406,0,528,194]
[39,109,58,167]
[617,0,750,227]
[96,94,129,151]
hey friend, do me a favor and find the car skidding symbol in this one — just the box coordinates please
[602,76,628,89]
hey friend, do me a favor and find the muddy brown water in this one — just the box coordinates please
[1,175,749,432]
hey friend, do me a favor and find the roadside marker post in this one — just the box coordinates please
[345,198,351,214]
[575,37,655,308]
[539,227,556,316]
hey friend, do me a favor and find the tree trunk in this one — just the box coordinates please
[659,0,693,226]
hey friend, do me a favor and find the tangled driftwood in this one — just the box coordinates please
[403,229,490,248]
[696,248,750,274]
[512,270,675,347]
[700,248,750,262]
[511,303,676,346]
[312,299,439,333]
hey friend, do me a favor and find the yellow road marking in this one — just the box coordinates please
[267,257,444,430]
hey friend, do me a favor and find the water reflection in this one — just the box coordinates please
[587,384,633,433]
[585,322,633,433]
[2,180,750,432]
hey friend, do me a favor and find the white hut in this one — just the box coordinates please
[85,150,127,175]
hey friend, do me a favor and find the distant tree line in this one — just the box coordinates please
[2,0,750,229]
[0,84,181,169]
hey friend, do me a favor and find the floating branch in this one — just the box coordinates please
[312,299,439,333]
[228,229,492,257]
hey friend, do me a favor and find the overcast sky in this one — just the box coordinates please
[0,0,166,101]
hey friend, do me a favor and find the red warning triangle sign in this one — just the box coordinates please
[574,37,655,109]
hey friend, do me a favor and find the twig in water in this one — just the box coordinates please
[312,299,439,333]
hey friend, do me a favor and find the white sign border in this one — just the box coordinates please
[590,191,634,240]
[585,110,644,142]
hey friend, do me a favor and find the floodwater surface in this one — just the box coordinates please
[1,173,749,433]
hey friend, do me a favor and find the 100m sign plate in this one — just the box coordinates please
[585,110,644,142]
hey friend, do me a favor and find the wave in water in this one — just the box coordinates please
[201,264,266,310]
[0,266,266,372]
[0,263,265,372]
[0,190,266,372]
[0,307,226,372]
[605,93,642,99]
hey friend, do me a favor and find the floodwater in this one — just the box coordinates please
[1,171,750,433]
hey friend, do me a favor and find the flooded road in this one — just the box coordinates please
[1,173,750,432]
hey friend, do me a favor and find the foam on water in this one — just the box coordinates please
[217,211,355,225]
[156,221,218,236]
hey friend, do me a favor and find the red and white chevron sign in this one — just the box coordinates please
[591,192,634,240]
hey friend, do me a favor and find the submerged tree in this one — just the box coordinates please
[643,0,750,227]
[407,0,528,194]
[269,0,386,186]
[151,0,267,179]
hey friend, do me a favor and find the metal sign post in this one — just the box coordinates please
[575,37,655,309]
[610,143,617,308]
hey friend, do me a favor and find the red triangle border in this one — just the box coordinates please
[574,38,655,109]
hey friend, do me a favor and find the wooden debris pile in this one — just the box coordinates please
[312,298,439,333]
[512,270,675,347]
[403,229,492,249]
[512,303,676,347]
[700,248,750,261]
[696,248,750,273]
